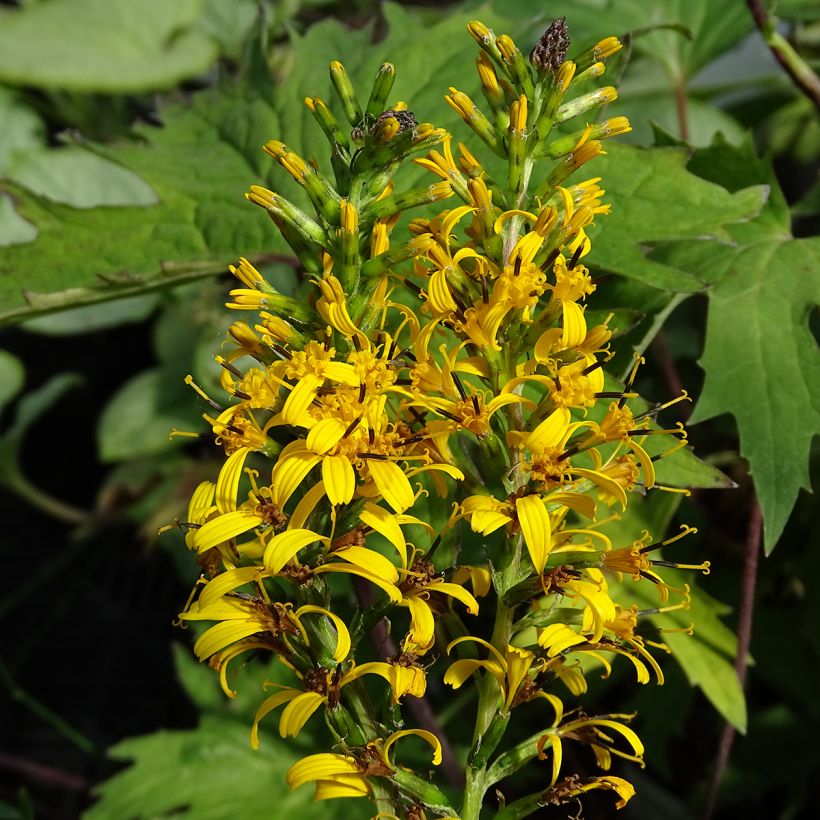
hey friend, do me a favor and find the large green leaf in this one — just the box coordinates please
[0,88,159,247]
[584,143,766,291]
[86,641,367,819]
[660,139,820,553]
[85,715,364,820]
[0,0,217,92]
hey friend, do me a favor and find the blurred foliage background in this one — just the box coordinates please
[0,0,818,818]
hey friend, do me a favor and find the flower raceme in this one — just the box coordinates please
[169,17,709,820]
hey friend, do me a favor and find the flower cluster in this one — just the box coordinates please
[173,18,708,819]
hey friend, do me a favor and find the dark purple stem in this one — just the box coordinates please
[700,497,762,819]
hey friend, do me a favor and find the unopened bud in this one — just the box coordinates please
[530,17,570,71]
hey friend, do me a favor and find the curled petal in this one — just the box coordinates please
[250,688,301,749]
[296,605,352,663]
[279,691,325,738]
[382,729,443,768]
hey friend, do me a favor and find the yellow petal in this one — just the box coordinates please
[629,438,656,489]
[322,455,356,505]
[306,418,347,455]
[215,447,251,514]
[198,566,263,609]
[404,595,436,650]
[271,449,322,508]
[281,374,322,426]
[313,564,403,603]
[192,509,260,552]
[406,462,465,482]
[279,691,325,738]
[187,480,216,525]
[547,491,596,519]
[296,605,351,662]
[334,545,399,583]
[367,459,414,513]
[444,659,505,695]
[250,688,302,749]
[193,619,263,661]
[572,467,628,510]
[382,729,442,767]
[525,407,571,452]
[312,776,371,799]
[286,753,361,789]
[263,528,326,573]
[541,732,563,787]
[515,494,552,574]
[289,480,326,529]
[426,581,479,615]
[538,623,586,657]
[360,503,408,567]
[561,301,587,349]
[503,645,534,709]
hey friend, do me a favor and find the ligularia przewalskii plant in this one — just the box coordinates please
[172,17,708,819]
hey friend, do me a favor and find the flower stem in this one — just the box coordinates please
[746,0,820,110]
[3,472,90,526]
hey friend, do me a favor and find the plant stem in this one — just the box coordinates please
[746,0,820,110]
[343,682,397,815]
[700,496,762,820]
[3,472,91,527]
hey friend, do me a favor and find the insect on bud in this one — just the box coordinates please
[530,17,570,71]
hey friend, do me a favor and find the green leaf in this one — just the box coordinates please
[643,440,738,489]
[0,351,24,413]
[21,295,160,336]
[0,0,218,92]
[662,629,747,732]
[0,195,36,246]
[97,369,201,462]
[85,715,364,820]
[586,143,767,291]
[671,139,820,553]
[6,147,159,209]
[0,89,160,247]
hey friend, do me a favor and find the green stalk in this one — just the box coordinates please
[343,683,396,816]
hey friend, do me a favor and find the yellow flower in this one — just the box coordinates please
[539,714,645,779]
[285,729,441,800]
[397,556,480,650]
[461,491,569,575]
[444,637,561,719]
[286,752,372,800]
[251,660,401,746]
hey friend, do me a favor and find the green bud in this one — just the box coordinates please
[366,62,397,118]
[555,86,617,123]
[329,60,363,126]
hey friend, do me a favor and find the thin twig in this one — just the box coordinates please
[353,577,465,788]
[700,497,763,819]
[0,751,89,792]
[651,332,689,419]
[746,0,820,110]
